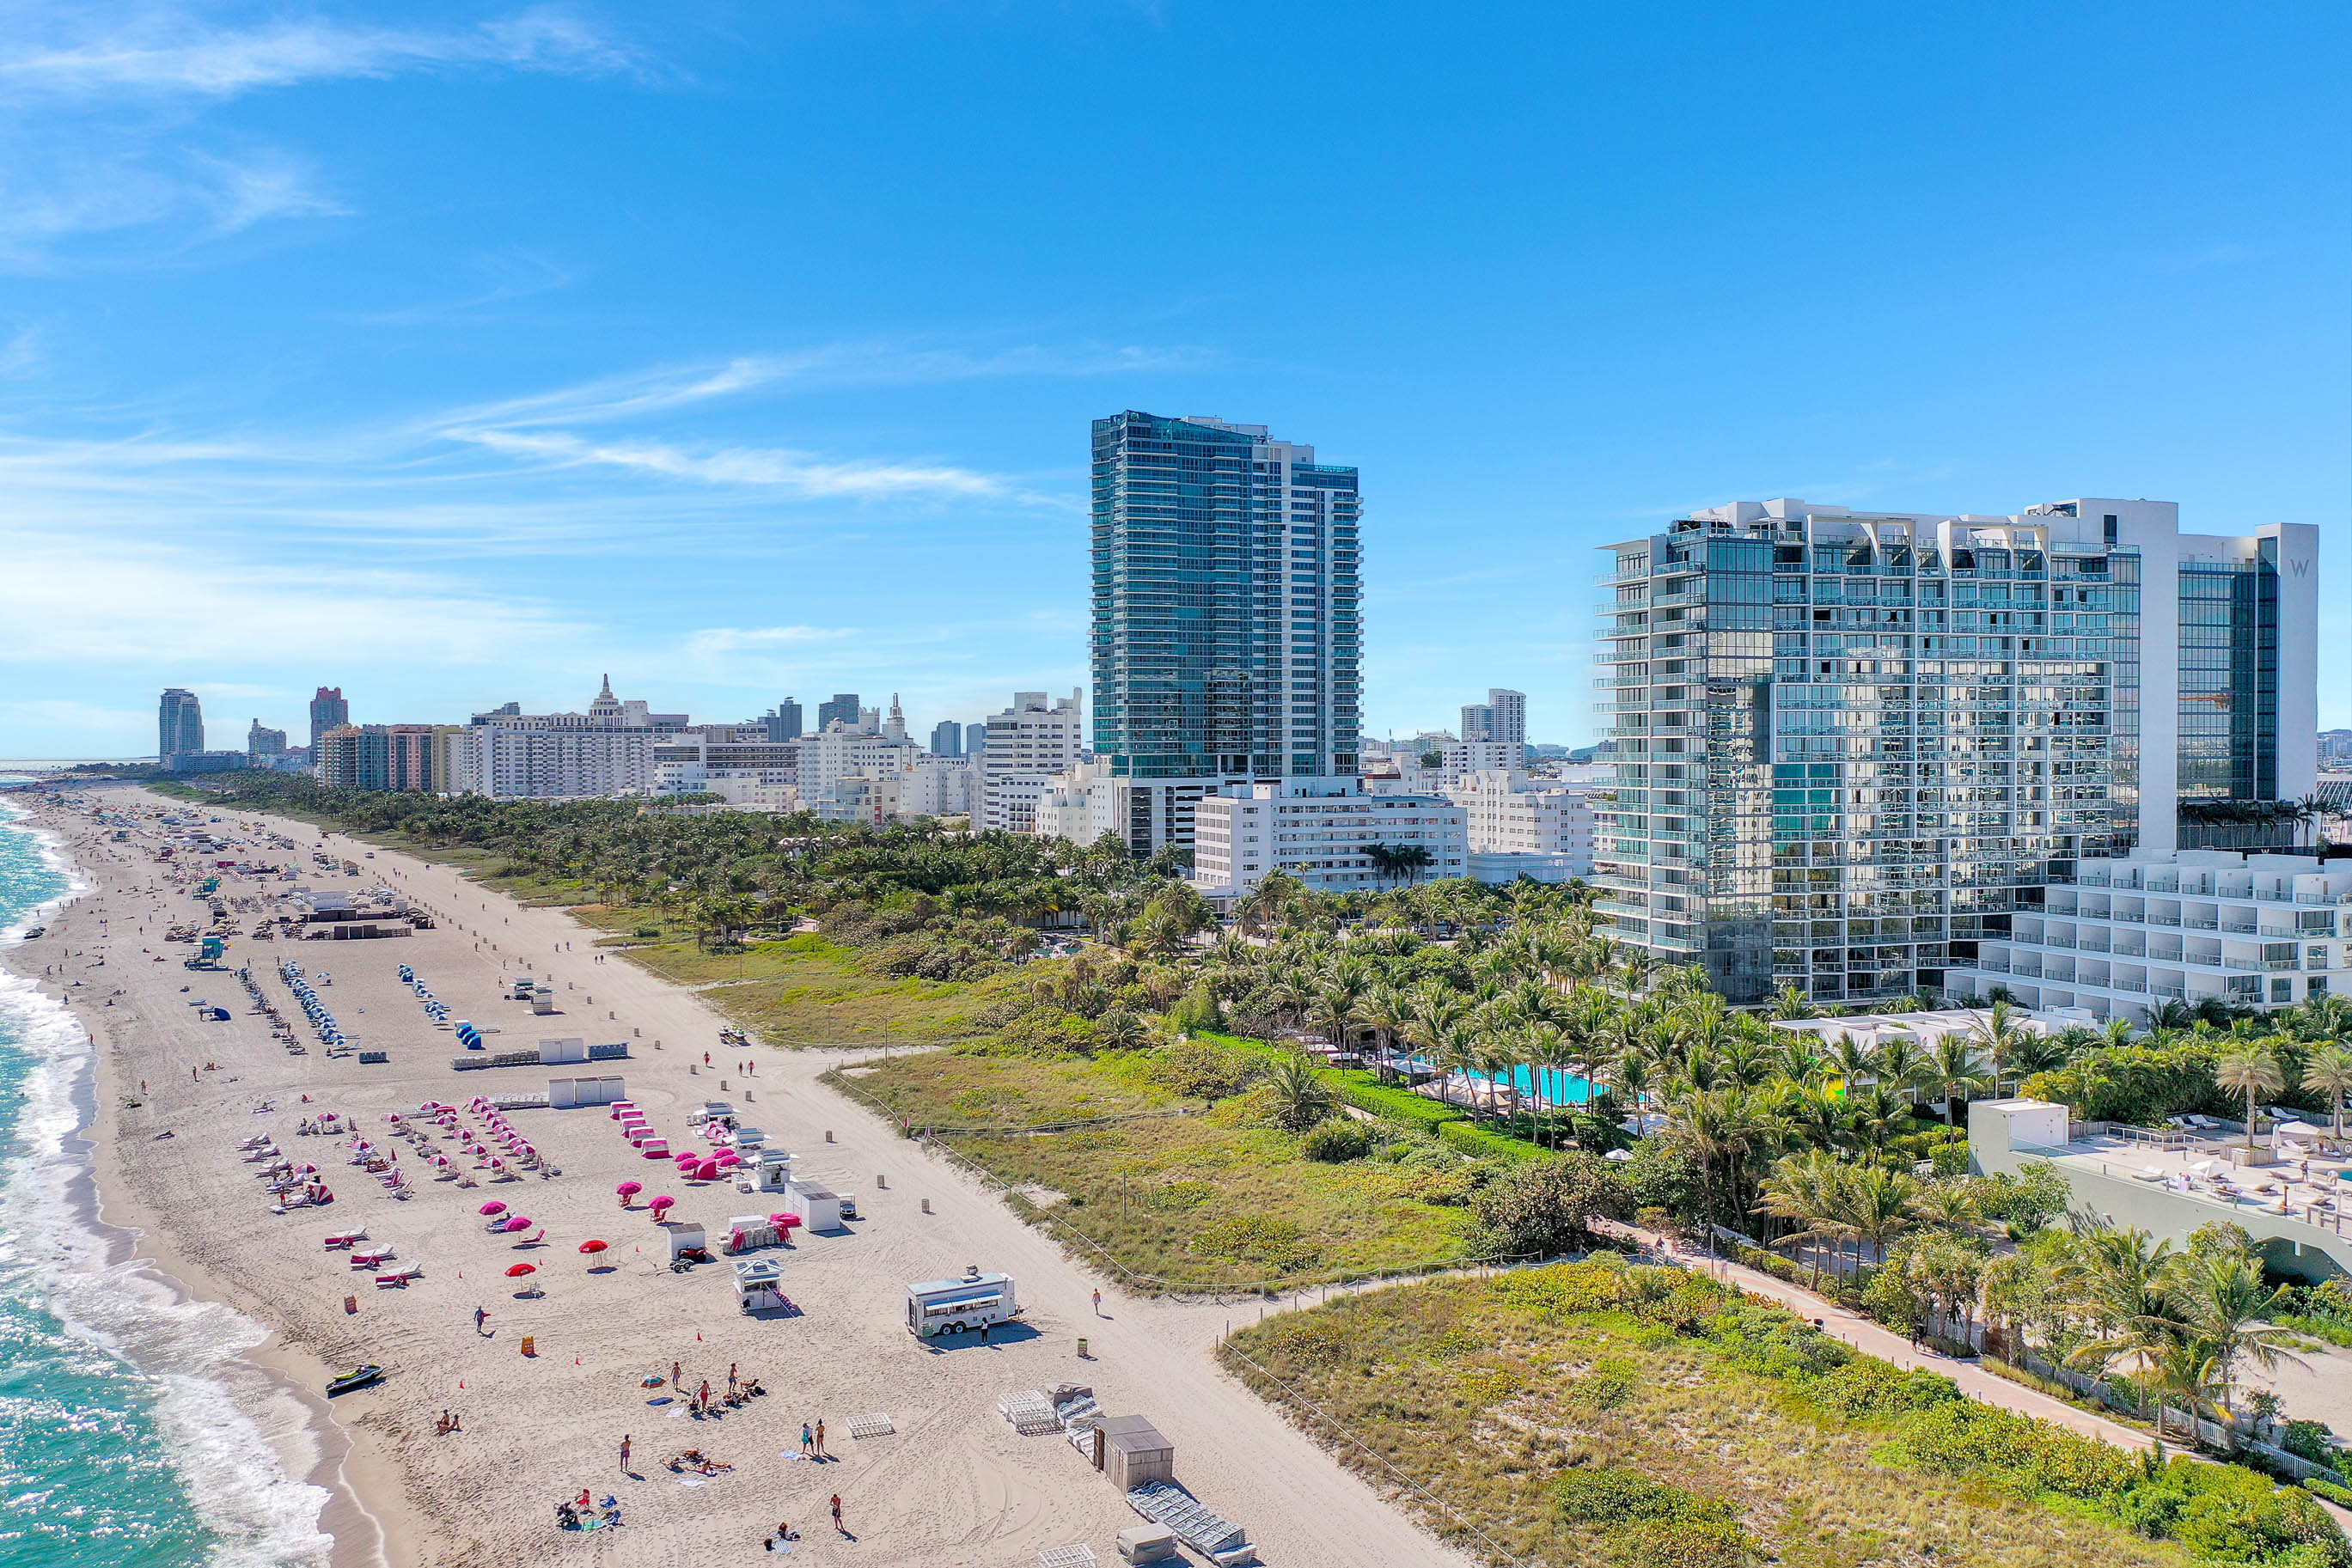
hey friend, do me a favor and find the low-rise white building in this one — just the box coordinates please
[1941,851,2351,1017]
[1448,769,1599,882]
[1191,778,1466,896]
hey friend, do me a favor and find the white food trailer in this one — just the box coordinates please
[907,1266,1018,1338]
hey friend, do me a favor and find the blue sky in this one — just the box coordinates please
[0,1,2344,758]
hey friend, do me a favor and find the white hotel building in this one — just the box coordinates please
[1448,769,1599,883]
[450,678,656,799]
[1192,778,1465,896]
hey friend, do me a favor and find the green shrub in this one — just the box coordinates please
[1438,1120,1545,1162]
[1808,1358,1959,1419]
[1301,1119,1373,1162]
[1473,1154,1632,1258]
[1613,1518,1750,1568]
[1554,1466,1735,1526]
[1898,1401,2138,1503]
[1167,981,1223,1033]
[2304,1477,2352,1509]
[1145,1035,1263,1100]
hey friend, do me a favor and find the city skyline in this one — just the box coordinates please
[0,4,2342,760]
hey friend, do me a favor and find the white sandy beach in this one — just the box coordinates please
[8,786,1471,1568]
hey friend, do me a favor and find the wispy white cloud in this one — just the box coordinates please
[0,5,641,268]
[437,340,1219,430]
[455,428,1011,500]
[0,527,592,668]
[686,626,859,656]
[0,7,638,98]
[343,249,576,326]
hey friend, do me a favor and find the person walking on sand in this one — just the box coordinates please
[620,1435,631,1473]
[830,1494,844,1533]
[671,1360,681,1389]
[1092,1289,1102,1317]
[727,1363,737,1396]
[801,1422,815,1456]
[814,1419,827,1458]
[474,1306,488,1334]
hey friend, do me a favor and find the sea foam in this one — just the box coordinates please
[0,804,338,1567]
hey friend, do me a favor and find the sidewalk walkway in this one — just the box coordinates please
[1618,1225,2153,1449]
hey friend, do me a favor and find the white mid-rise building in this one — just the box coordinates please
[976,689,1084,834]
[1459,689,1527,769]
[450,677,657,799]
[797,724,921,806]
[898,753,973,819]
[1946,852,2349,1015]
[1449,769,1599,882]
[1192,778,1466,896]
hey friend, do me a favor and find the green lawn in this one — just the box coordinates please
[838,1048,1489,1290]
[1221,1266,2241,1568]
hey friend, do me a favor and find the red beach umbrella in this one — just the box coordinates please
[505,1263,535,1278]
[578,1239,608,1254]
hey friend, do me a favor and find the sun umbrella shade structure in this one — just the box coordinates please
[504,1217,531,1232]
[578,1239,608,1254]
[505,1263,535,1278]
[479,1201,507,1216]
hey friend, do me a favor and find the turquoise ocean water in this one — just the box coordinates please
[0,796,334,1567]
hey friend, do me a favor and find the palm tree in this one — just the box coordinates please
[1754,1150,1845,1286]
[1782,1082,1856,1155]
[2300,1046,2352,1140]
[1844,1163,1922,1265]
[1922,1035,1991,1127]
[1963,998,2035,1097]
[2213,1046,2289,1156]
[2066,1226,2188,1413]
[1665,1085,1784,1242]
[2164,1248,2304,1424]
[1260,1053,1340,1132]
[1521,1022,1579,1147]
[1769,983,1819,1021]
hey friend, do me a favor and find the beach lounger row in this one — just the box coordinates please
[1124,1481,1253,1565]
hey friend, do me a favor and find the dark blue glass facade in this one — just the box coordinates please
[1090,412,1359,781]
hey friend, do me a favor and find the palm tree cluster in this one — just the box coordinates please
[1980,1223,2306,1445]
[208,774,1173,937]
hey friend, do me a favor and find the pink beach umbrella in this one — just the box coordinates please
[504,1215,531,1231]
[714,1151,740,1168]
[479,1200,507,1216]
[649,1194,675,1216]
[615,1181,642,1207]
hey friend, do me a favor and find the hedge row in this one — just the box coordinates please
[1333,1074,1470,1131]
[1436,1119,1547,1162]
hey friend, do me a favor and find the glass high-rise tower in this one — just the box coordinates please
[158,687,204,761]
[1596,497,2318,1011]
[1089,412,1360,856]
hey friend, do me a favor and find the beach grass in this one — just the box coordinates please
[1219,1270,2202,1568]
[565,912,1027,1050]
[835,1050,1488,1290]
